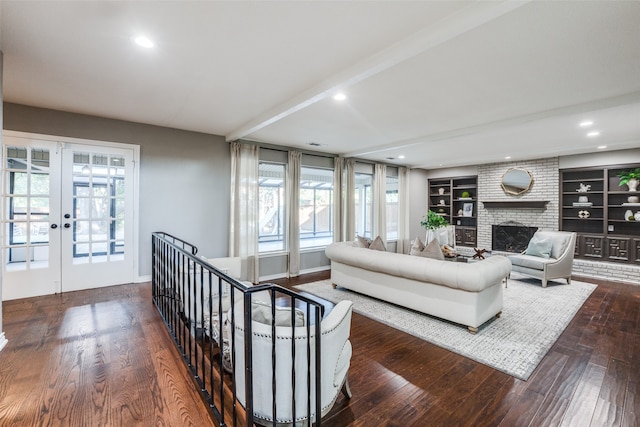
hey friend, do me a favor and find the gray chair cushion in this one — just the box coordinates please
[534,231,571,259]
[509,254,554,270]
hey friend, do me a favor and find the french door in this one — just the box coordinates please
[2,135,136,300]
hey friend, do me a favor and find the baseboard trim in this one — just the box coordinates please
[0,333,8,353]
[136,275,152,283]
[300,265,331,275]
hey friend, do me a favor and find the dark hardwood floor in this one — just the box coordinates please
[1,271,638,426]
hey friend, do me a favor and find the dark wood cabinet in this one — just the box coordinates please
[561,164,640,265]
[429,176,477,247]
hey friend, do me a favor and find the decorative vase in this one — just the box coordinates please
[625,209,633,221]
[438,188,445,195]
[627,178,639,192]
[636,211,640,221]
[629,196,640,203]
[578,196,589,203]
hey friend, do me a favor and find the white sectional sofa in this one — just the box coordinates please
[325,241,512,333]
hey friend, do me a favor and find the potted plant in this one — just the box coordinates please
[618,167,640,192]
[420,210,449,244]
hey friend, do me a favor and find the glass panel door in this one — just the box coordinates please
[60,144,134,292]
[2,135,135,300]
[2,138,61,300]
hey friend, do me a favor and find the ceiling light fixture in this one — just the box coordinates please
[505,156,512,160]
[398,155,405,159]
[333,93,347,101]
[579,120,593,127]
[597,145,608,149]
[134,36,154,48]
[587,131,601,137]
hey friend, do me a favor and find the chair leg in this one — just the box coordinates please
[542,278,548,288]
[341,377,352,399]
[567,276,572,285]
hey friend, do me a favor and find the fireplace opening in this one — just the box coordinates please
[492,223,538,253]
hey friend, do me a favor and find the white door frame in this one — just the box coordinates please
[2,130,141,288]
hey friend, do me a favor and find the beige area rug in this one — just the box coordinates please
[295,274,596,380]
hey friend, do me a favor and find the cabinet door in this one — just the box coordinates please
[606,237,631,262]
[581,234,605,259]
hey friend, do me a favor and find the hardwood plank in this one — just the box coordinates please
[1,272,638,426]
[559,362,607,427]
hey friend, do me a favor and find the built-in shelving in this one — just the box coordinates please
[428,176,477,247]
[560,164,640,265]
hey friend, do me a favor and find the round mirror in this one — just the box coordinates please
[501,168,533,195]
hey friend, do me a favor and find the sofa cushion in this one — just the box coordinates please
[355,235,370,248]
[524,235,553,258]
[325,242,512,293]
[409,236,425,255]
[251,300,305,327]
[419,238,445,261]
[369,235,387,251]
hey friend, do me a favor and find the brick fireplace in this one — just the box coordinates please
[476,158,559,251]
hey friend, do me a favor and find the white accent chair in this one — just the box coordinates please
[230,299,354,426]
[508,231,577,287]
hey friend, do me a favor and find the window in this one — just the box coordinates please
[258,162,285,252]
[355,173,373,239]
[299,166,333,249]
[386,175,399,241]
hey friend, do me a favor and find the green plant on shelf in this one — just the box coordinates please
[618,168,640,187]
[420,209,449,230]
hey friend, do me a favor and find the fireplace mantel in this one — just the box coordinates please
[482,200,549,209]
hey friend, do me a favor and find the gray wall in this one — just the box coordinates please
[408,168,429,242]
[3,103,230,278]
[1,51,4,339]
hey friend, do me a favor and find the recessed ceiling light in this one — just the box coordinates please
[587,131,600,137]
[333,93,347,101]
[134,36,154,48]
[597,145,607,149]
[398,155,405,159]
[505,156,512,160]
[579,120,593,128]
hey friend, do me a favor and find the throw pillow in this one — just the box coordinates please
[524,236,553,258]
[419,238,445,261]
[409,236,425,255]
[355,235,370,248]
[369,235,387,251]
[251,300,305,327]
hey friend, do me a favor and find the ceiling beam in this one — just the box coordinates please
[225,0,531,142]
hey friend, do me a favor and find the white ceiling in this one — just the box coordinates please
[2,1,640,169]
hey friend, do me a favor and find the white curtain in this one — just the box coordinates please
[373,163,387,240]
[229,142,259,283]
[344,159,356,241]
[286,151,301,277]
[333,157,345,242]
[397,166,410,254]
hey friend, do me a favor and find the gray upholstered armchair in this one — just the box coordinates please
[508,230,577,288]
